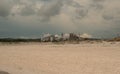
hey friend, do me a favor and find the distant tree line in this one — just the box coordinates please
[0,38,41,42]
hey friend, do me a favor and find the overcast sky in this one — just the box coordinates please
[0,0,120,38]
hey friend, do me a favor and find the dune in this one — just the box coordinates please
[0,42,120,74]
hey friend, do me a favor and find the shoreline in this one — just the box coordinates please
[0,41,120,47]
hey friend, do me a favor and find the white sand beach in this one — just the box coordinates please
[0,42,120,74]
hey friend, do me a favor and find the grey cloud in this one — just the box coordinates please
[64,0,88,20]
[0,0,86,19]
[64,0,80,8]
[90,0,105,10]
[40,0,53,2]
[0,0,64,19]
[0,0,120,38]
[0,0,12,17]
[11,0,37,16]
[20,5,35,16]
[13,0,21,4]
[13,0,35,5]
[75,6,88,19]
[92,0,105,3]
[102,8,120,21]
[37,0,81,21]
[90,4,103,10]
[102,14,114,20]
[37,0,63,21]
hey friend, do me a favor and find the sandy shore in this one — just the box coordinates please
[0,42,120,74]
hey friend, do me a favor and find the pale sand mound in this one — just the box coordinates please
[0,42,120,74]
